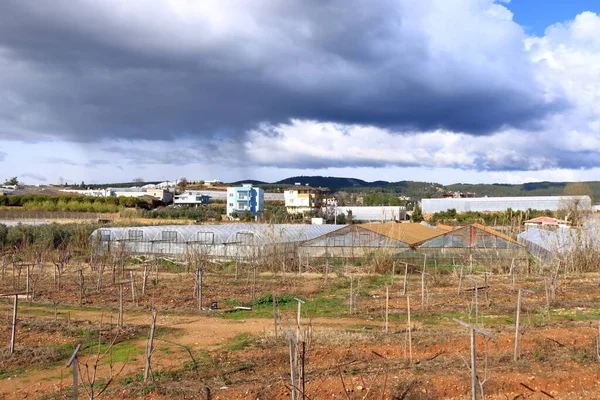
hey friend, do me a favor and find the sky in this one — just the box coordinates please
[1,0,600,186]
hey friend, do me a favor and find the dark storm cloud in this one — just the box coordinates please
[0,0,564,144]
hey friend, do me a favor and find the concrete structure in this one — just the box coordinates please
[340,206,406,222]
[422,196,592,214]
[226,184,264,219]
[284,186,327,214]
[173,191,211,206]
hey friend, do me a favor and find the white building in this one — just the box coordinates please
[226,184,264,219]
[422,196,592,214]
[339,206,406,222]
[60,188,173,204]
[173,191,211,206]
[284,186,326,214]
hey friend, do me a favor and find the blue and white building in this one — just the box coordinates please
[173,191,211,206]
[226,184,265,219]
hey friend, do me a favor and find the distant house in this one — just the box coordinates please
[524,216,570,228]
[173,191,211,206]
[284,186,327,214]
[226,184,264,219]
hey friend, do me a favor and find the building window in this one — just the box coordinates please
[162,231,178,242]
[229,203,233,207]
[196,232,214,244]
[128,229,143,241]
[229,193,233,197]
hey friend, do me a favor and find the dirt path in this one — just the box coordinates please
[0,306,373,399]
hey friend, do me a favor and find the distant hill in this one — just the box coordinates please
[229,176,600,202]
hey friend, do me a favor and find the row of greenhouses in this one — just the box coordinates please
[91,222,529,267]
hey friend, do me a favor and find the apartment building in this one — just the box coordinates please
[284,186,327,214]
[226,184,264,219]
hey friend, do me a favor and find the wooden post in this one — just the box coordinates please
[273,294,278,338]
[510,258,515,285]
[197,268,203,311]
[295,298,305,342]
[484,273,489,307]
[142,264,147,296]
[118,283,124,329]
[349,274,354,314]
[421,269,425,312]
[25,266,30,303]
[301,341,306,400]
[10,295,17,354]
[144,309,157,383]
[285,330,298,400]
[130,271,136,305]
[402,263,408,296]
[66,344,81,400]
[78,269,84,307]
[385,286,389,334]
[474,285,478,325]
[470,328,476,400]
[514,289,522,362]
[391,262,395,286]
[235,260,238,280]
[407,295,413,363]
[452,319,497,400]
[469,254,473,273]
[251,264,257,304]
[458,264,464,294]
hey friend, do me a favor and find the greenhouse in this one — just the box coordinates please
[518,221,600,263]
[90,224,346,261]
[299,223,528,267]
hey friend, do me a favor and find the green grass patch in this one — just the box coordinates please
[224,333,256,351]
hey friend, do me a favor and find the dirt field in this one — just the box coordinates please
[1,259,600,399]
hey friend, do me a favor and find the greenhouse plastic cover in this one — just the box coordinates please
[91,224,347,244]
[517,222,600,255]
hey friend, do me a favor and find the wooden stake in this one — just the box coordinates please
[402,263,408,296]
[25,266,30,303]
[10,295,17,354]
[349,274,354,314]
[458,264,464,294]
[391,262,395,286]
[197,268,203,311]
[385,286,389,334]
[514,289,522,362]
[452,319,497,400]
[78,269,84,307]
[118,283,124,329]
[130,271,137,306]
[421,269,425,312]
[142,265,147,296]
[66,344,81,400]
[474,285,479,325]
[470,328,477,400]
[285,330,298,400]
[295,298,305,342]
[407,296,412,364]
[144,309,157,383]
[273,294,278,338]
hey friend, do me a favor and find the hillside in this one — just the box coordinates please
[228,176,600,201]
